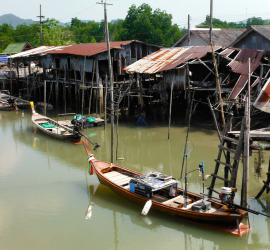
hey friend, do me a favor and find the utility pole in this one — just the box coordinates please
[97,0,114,163]
[209,0,213,44]
[187,15,190,46]
[37,4,45,46]
[209,0,225,126]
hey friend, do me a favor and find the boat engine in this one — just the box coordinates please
[219,187,236,206]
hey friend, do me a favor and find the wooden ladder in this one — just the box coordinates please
[208,116,245,198]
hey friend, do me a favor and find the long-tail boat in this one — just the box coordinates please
[83,141,248,227]
[0,99,16,111]
[30,102,81,143]
[0,91,30,110]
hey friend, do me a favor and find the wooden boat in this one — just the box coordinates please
[30,102,81,143]
[84,143,248,227]
[0,92,30,109]
[0,99,16,111]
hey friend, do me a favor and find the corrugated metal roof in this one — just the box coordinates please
[228,74,248,100]
[173,29,245,47]
[48,41,134,56]
[230,26,270,47]
[3,42,29,55]
[125,46,220,74]
[10,46,66,58]
[10,41,137,59]
[253,77,270,113]
[227,48,267,99]
[227,49,264,74]
[219,48,235,57]
[251,26,270,42]
[193,29,245,47]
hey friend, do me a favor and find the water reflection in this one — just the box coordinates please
[87,183,252,250]
[2,111,270,249]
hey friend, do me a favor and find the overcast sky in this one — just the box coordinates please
[1,0,270,28]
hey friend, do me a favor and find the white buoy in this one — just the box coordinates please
[141,200,152,216]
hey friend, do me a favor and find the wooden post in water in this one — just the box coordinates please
[168,80,173,140]
[89,59,96,115]
[55,70,59,111]
[95,58,99,114]
[43,80,46,116]
[81,55,86,116]
[63,80,66,115]
[9,54,12,95]
[104,74,108,128]
[64,68,67,114]
[99,79,104,114]
[207,97,221,141]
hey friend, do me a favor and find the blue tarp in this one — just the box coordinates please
[136,116,148,127]
[0,56,8,63]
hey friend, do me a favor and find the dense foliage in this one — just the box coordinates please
[197,15,270,29]
[1,3,270,53]
[0,4,183,52]
[116,4,182,47]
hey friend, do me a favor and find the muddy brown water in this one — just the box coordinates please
[0,111,270,249]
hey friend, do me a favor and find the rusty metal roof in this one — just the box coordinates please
[227,48,267,99]
[125,46,221,74]
[228,74,248,100]
[253,77,270,113]
[48,41,134,56]
[10,41,137,59]
[219,48,235,57]
[227,49,265,74]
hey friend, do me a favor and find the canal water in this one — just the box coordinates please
[0,111,270,249]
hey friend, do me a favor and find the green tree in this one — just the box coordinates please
[0,24,15,52]
[118,4,182,46]
[197,15,268,29]
[246,17,264,28]
[42,18,74,45]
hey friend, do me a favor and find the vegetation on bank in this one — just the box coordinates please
[0,3,270,52]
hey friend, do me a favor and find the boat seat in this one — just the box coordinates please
[162,195,192,206]
[104,171,132,186]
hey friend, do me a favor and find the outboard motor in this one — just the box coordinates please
[219,187,236,206]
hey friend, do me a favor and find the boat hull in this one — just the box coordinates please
[91,160,248,227]
[32,113,81,143]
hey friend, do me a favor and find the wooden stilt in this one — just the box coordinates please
[168,80,173,140]
[185,64,191,123]
[255,159,270,199]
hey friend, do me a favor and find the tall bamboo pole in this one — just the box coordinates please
[98,0,114,162]
[241,58,250,208]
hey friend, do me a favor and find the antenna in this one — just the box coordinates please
[36,4,45,46]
